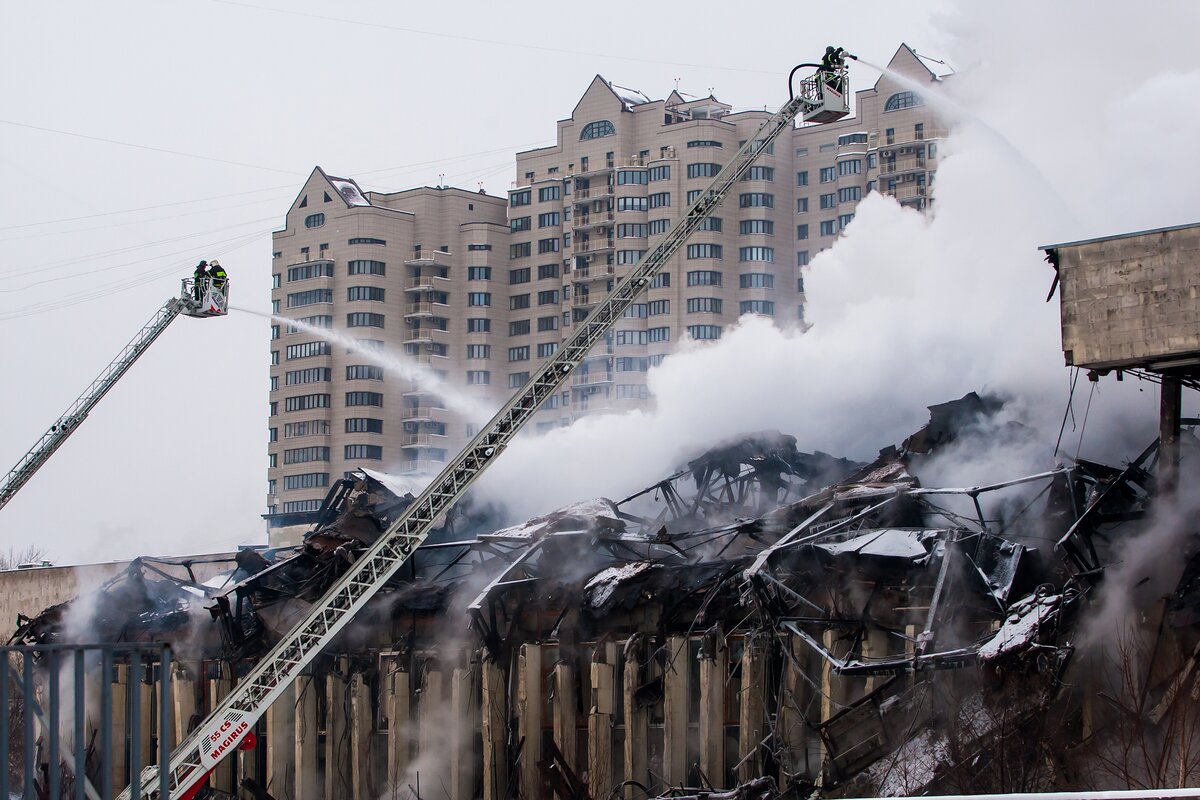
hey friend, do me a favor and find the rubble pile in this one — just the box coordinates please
[13,392,1200,798]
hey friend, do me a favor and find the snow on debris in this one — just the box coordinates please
[360,468,423,499]
[584,562,654,609]
[329,177,371,207]
[819,529,937,561]
[484,498,625,541]
[978,591,1060,660]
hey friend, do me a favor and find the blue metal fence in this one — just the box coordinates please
[1,644,173,800]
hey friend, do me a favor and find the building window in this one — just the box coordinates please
[820,220,837,236]
[511,216,532,232]
[819,167,836,183]
[538,185,561,202]
[615,357,648,372]
[687,162,721,179]
[346,365,384,380]
[616,330,647,346]
[268,428,278,443]
[884,91,922,112]
[284,394,330,412]
[740,300,775,316]
[282,499,322,513]
[739,246,774,262]
[537,342,558,358]
[738,192,773,208]
[468,292,492,307]
[686,243,722,260]
[283,420,329,438]
[538,237,560,254]
[345,418,383,434]
[271,350,279,366]
[686,325,722,340]
[623,303,648,319]
[537,315,558,332]
[617,197,648,212]
[687,297,722,313]
[467,318,491,333]
[820,193,837,209]
[617,250,644,265]
[740,273,774,289]
[510,268,531,284]
[744,166,774,182]
[838,159,862,175]
[467,344,491,359]
[839,213,856,228]
[347,286,385,302]
[344,444,383,460]
[347,260,386,276]
[345,391,383,407]
[270,375,278,392]
[285,367,332,385]
[686,189,701,204]
[287,289,332,308]
[648,218,670,235]
[537,289,559,305]
[886,127,895,145]
[508,372,530,388]
[286,341,330,360]
[304,213,325,228]
[648,192,670,209]
[740,219,774,235]
[468,243,492,252]
[510,294,531,310]
[510,190,532,207]
[538,212,560,227]
[509,320,531,336]
[796,198,809,213]
[286,315,332,333]
[508,346,530,362]
[797,251,810,267]
[271,274,281,290]
[648,299,670,316]
[648,165,671,182]
[686,270,722,286]
[346,312,384,328]
[797,171,809,186]
[580,120,615,140]
[537,263,559,280]
[348,237,386,245]
[283,446,330,465]
[650,273,670,288]
[616,169,648,185]
[617,223,648,238]
[467,370,491,385]
[287,263,333,282]
[647,326,670,343]
[697,217,722,232]
[838,187,861,203]
[468,266,492,281]
[283,473,329,491]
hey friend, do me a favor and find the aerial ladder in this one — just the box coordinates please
[0,269,229,511]
[126,52,855,799]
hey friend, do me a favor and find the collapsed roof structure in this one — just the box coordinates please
[11,392,1200,799]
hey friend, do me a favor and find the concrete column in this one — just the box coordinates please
[324,662,350,800]
[552,659,577,788]
[738,633,767,783]
[517,644,544,800]
[778,636,812,786]
[662,636,689,786]
[622,637,647,799]
[387,662,412,796]
[1161,374,1182,495]
[293,674,319,800]
[350,670,373,800]
[208,669,233,793]
[480,656,508,800]
[137,677,153,778]
[266,688,295,800]
[863,629,889,693]
[588,656,615,799]
[112,664,128,792]
[698,632,726,787]
[418,667,448,798]
[451,667,477,800]
[171,664,196,747]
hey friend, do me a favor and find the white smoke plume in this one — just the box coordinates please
[474,5,1200,523]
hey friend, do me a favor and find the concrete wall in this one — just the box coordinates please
[1053,222,1200,370]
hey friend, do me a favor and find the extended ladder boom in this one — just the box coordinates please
[135,65,845,799]
[0,298,185,511]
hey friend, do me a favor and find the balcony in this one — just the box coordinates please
[573,185,614,202]
[880,157,927,175]
[886,184,928,200]
[573,211,614,231]
[404,274,450,292]
[288,253,334,267]
[403,326,448,344]
[573,238,615,255]
[402,405,447,422]
[403,459,444,473]
[574,264,615,282]
[405,250,454,266]
[576,159,615,178]
[401,432,448,448]
[404,302,436,318]
[572,293,600,308]
[572,371,614,387]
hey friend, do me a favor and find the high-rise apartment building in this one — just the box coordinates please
[267,44,943,537]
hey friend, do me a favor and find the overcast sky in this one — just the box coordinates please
[1,1,1197,565]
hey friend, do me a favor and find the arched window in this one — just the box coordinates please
[579,120,615,140]
[884,91,922,112]
[304,213,326,228]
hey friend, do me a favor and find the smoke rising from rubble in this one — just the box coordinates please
[476,5,1200,524]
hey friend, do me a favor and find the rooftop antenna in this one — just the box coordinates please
[438,172,445,188]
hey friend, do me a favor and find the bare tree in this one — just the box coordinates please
[0,545,49,571]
